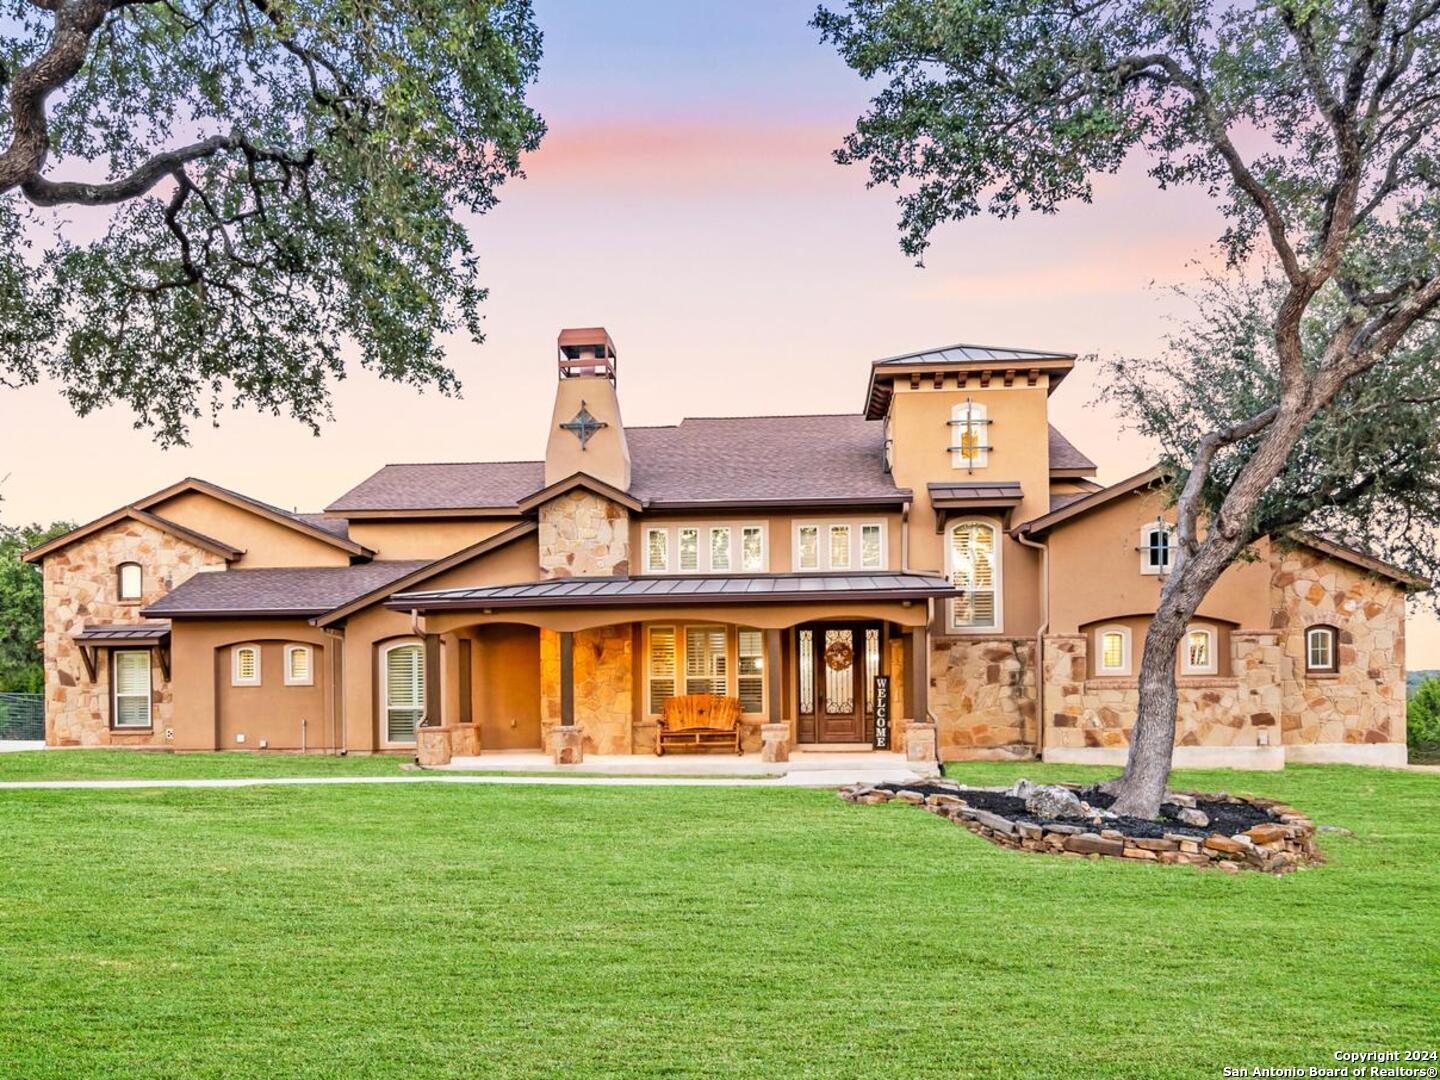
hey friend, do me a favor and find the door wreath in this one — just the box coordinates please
[824,637,854,671]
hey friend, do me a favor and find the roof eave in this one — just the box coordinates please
[644,493,912,512]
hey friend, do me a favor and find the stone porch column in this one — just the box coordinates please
[553,630,583,764]
[906,625,937,762]
[416,632,453,766]
[761,628,788,761]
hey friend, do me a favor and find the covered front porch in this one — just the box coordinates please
[385,572,957,766]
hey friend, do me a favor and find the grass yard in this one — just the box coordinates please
[0,762,1435,1078]
[0,748,415,781]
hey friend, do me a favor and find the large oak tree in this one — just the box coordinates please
[816,0,1440,815]
[1,0,544,444]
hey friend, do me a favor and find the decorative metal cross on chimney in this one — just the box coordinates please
[559,400,608,450]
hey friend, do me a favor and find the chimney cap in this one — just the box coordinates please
[557,327,617,381]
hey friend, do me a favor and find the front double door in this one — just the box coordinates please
[797,622,883,744]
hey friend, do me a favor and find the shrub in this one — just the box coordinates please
[1406,678,1440,761]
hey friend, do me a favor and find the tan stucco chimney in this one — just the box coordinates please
[544,327,631,491]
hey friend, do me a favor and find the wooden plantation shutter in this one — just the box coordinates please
[385,644,424,743]
[950,522,997,628]
[648,627,677,714]
[112,650,151,728]
[685,626,728,696]
[737,629,764,713]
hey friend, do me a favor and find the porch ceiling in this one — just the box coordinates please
[387,571,960,612]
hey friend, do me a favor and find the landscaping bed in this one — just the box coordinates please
[840,777,1319,873]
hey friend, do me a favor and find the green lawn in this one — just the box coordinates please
[0,748,415,780]
[0,763,1435,1078]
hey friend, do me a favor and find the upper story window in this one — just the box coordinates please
[232,644,261,686]
[947,519,1000,631]
[284,644,314,686]
[1095,625,1131,675]
[117,562,143,601]
[794,521,886,572]
[709,527,732,571]
[797,525,820,570]
[1140,523,1173,575]
[829,525,852,569]
[1305,625,1339,674]
[645,528,669,573]
[949,400,989,470]
[642,524,768,574]
[1182,626,1217,675]
[741,527,764,572]
[860,524,884,570]
[678,527,699,572]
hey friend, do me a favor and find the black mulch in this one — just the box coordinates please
[875,782,1276,839]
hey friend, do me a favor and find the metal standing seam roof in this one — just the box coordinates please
[872,343,1079,366]
[73,622,173,643]
[928,481,1025,506]
[388,572,961,611]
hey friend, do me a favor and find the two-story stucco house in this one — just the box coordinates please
[26,328,1420,768]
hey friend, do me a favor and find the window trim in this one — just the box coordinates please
[231,643,262,687]
[284,643,315,687]
[945,517,1003,633]
[859,521,886,570]
[1304,625,1339,675]
[677,526,700,572]
[1181,625,1217,675]
[1140,524,1174,576]
[708,526,733,572]
[739,525,766,572]
[828,524,852,570]
[116,561,143,602]
[795,524,820,571]
[644,527,670,573]
[110,648,153,730]
[379,638,425,748]
[1095,625,1132,676]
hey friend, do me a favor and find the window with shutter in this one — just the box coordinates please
[383,643,424,744]
[285,644,314,686]
[646,528,669,572]
[112,650,152,728]
[117,562,143,601]
[741,527,764,571]
[232,644,261,686]
[647,626,677,714]
[684,625,728,696]
[947,521,1000,630]
[678,528,699,572]
[797,525,819,571]
[737,628,764,713]
[829,525,851,569]
[709,527,731,571]
[860,524,883,569]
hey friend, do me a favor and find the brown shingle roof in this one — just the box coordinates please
[325,415,1093,514]
[143,562,429,618]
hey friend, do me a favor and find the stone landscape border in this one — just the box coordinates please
[839,781,1320,874]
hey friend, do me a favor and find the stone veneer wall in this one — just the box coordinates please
[537,491,630,578]
[43,521,224,746]
[1042,632,1282,751]
[1271,548,1405,747]
[539,625,634,754]
[931,637,1036,759]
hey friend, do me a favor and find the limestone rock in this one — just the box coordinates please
[1023,784,1087,819]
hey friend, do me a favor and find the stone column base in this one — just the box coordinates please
[552,725,584,765]
[416,726,453,767]
[451,723,479,757]
[760,723,790,763]
[905,721,938,763]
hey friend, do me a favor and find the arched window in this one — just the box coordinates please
[231,644,261,686]
[117,562,143,601]
[1095,625,1131,676]
[1305,626,1339,674]
[1139,524,1173,575]
[947,520,1001,631]
[1182,625,1217,675]
[381,641,425,745]
[284,644,314,686]
[949,400,989,469]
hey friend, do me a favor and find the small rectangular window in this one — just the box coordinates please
[1306,627,1337,673]
[741,527,764,571]
[118,563,143,601]
[646,528,669,573]
[710,527,732,571]
[797,526,819,571]
[232,645,261,686]
[860,524,883,570]
[112,650,152,728]
[648,626,677,714]
[737,628,764,714]
[678,528,699,572]
[285,645,314,686]
[829,525,851,569]
[1141,527,1172,575]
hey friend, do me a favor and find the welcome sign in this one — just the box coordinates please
[873,676,890,750]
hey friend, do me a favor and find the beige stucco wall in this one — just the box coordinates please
[42,519,225,747]
[345,518,520,561]
[150,491,350,568]
[1272,546,1406,747]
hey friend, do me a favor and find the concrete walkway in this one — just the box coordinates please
[0,769,928,792]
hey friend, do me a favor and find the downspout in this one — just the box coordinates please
[1013,526,1049,758]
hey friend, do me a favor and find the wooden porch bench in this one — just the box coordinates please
[656,695,744,756]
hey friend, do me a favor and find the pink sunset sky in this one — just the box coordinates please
[4,1,1435,664]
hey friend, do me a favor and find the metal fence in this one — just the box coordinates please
[0,693,44,741]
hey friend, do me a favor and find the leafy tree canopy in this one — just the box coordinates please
[0,518,71,692]
[0,0,545,444]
